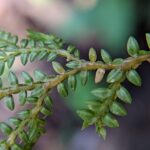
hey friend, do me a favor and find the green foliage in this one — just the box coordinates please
[0,30,149,149]
[127,36,140,57]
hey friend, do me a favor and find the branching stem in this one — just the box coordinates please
[0,53,150,101]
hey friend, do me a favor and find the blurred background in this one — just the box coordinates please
[0,0,150,150]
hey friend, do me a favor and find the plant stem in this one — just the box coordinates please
[0,53,150,100]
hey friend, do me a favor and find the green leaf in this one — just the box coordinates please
[80,70,89,86]
[98,128,107,140]
[44,96,53,108]
[67,45,76,53]
[18,110,30,119]
[52,61,65,74]
[0,78,2,88]
[22,71,33,84]
[34,69,47,81]
[117,86,132,103]
[8,117,22,126]
[28,128,38,142]
[77,109,94,121]
[74,49,80,58]
[19,91,27,105]
[5,96,15,111]
[101,49,112,64]
[127,36,139,57]
[7,56,15,68]
[0,41,7,48]
[91,88,112,99]
[28,119,37,129]
[89,48,97,62]
[38,51,47,60]
[126,70,142,86]
[57,83,68,97]
[11,144,22,150]
[0,61,5,75]
[77,109,96,129]
[146,33,150,49]
[0,51,6,57]
[30,51,38,62]
[20,39,28,48]
[40,107,52,116]
[102,114,119,128]
[8,71,18,85]
[28,40,36,48]
[68,75,76,91]
[18,130,29,143]
[87,100,102,111]
[66,61,80,69]
[110,102,127,116]
[112,58,124,65]
[9,35,18,44]
[21,53,28,65]
[5,45,18,52]
[37,41,44,48]
[107,69,124,83]
[31,86,44,97]
[27,97,38,103]
[47,52,57,62]
[0,122,12,135]
[28,30,55,43]
[0,143,7,150]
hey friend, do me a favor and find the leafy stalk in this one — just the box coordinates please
[0,30,149,149]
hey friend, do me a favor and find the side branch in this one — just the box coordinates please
[0,53,149,100]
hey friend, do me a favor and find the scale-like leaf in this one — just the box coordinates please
[47,52,57,62]
[110,102,127,116]
[5,96,15,111]
[89,48,97,62]
[19,91,27,105]
[21,53,28,65]
[98,128,107,140]
[7,56,15,68]
[44,96,53,108]
[40,107,52,116]
[146,33,150,49]
[57,83,68,97]
[102,114,119,128]
[8,71,18,85]
[101,49,112,64]
[52,61,65,74]
[68,75,76,91]
[117,86,132,103]
[34,69,47,81]
[91,88,112,99]
[66,61,80,69]
[30,51,38,62]
[11,144,22,150]
[22,71,33,84]
[18,110,30,119]
[18,130,29,143]
[95,69,105,84]
[38,51,47,60]
[0,61,5,76]
[8,117,22,127]
[107,69,123,83]
[127,36,139,57]
[80,71,89,86]
[0,122,12,135]
[126,70,141,86]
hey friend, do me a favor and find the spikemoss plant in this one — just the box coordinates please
[0,30,149,149]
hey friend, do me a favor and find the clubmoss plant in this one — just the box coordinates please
[0,30,150,149]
